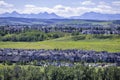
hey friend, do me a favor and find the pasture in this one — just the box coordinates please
[0,38,120,52]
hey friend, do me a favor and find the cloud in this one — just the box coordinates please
[21,4,52,14]
[97,3,112,12]
[112,1,120,6]
[18,4,90,17]
[0,1,120,17]
[20,3,119,17]
[81,0,95,6]
[0,0,13,7]
[0,0,14,14]
[52,5,77,17]
[90,1,120,14]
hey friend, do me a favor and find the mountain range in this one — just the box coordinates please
[0,11,62,19]
[71,12,120,20]
[0,11,120,20]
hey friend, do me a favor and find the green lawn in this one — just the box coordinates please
[0,38,120,52]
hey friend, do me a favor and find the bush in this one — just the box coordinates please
[0,64,120,80]
[72,35,86,41]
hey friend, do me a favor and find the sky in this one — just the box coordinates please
[0,0,120,17]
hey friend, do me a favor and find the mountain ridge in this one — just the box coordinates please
[0,11,120,20]
[0,11,62,19]
[71,12,120,20]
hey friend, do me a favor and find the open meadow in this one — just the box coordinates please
[0,38,120,52]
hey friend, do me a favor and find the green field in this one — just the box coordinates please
[0,37,120,52]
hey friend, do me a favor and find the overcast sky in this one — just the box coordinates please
[0,0,120,17]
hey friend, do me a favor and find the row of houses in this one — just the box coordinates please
[0,25,120,34]
[82,30,120,34]
[0,49,120,65]
[37,62,74,67]
[84,63,117,67]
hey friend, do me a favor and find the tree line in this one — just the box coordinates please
[0,64,120,80]
[0,30,120,42]
[71,34,120,41]
[0,30,66,42]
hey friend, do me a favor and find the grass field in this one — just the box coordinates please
[0,37,120,52]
